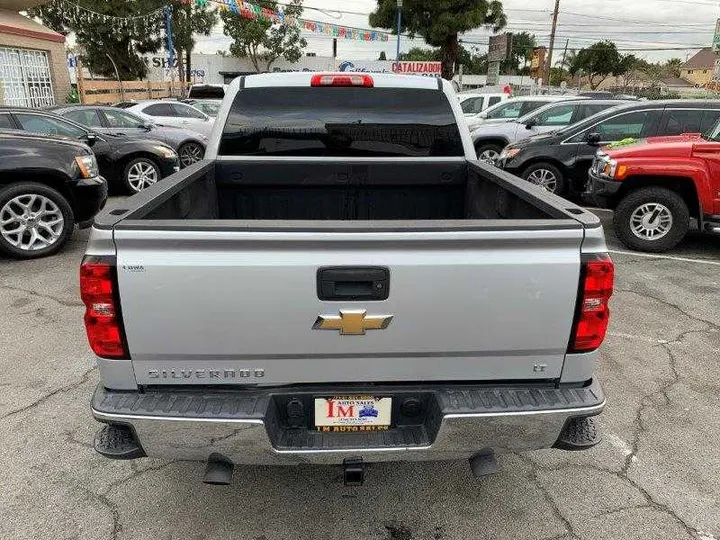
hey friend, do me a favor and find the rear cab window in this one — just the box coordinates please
[220,87,464,157]
[142,103,176,117]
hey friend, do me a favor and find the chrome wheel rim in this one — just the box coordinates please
[179,143,203,167]
[630,203,673,241]
[0,194,64,251]
[479,149,499,164]
[127,161,158,192]
[526,169,558,193]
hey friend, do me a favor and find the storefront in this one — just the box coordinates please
[0,3,70,107]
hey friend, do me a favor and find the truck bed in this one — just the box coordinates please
[96,158,598,229]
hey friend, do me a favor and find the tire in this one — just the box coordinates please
[522,162,566,195]
[475,143,503,164]
[0,182,74,259]
[177,142,205,168]
[122,157,161,194]
[613,187,689,253]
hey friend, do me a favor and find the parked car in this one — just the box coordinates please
[471,99,627,163]
[0,108,180,194]
[125,100,214,137]
[497,100,720,197]
[187,83,226,100]
[457,91,509,117]
[50,105,207,168]
[184,99,221,118]
[586,123,720,252]
[466,95,583,131]
[0,130,107,258]
[86,72,611,485]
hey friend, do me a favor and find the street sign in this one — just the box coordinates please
[487,62,501,86]
[488,33,513,62]
[714,19,720,52]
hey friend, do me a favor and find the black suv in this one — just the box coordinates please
[497,100,720,196]
[0,130,107,259]
[0,108,180,194]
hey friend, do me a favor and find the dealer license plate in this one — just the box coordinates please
[314,396,392,432]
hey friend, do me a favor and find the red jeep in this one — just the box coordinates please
[586,132,720,252]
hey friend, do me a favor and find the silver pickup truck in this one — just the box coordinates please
[83,72,613,486]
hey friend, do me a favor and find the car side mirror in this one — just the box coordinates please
[85,133,97,146]
[587,132,602,146]
[141,122,153,131]
[525,118,538,129]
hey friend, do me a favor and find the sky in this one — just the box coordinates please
[196,0,720,64]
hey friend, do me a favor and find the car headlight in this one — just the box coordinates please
[75,155,99,178]
[153,145,177,159]
[499,148,521,160]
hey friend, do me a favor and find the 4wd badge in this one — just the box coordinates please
[313,310,393,335]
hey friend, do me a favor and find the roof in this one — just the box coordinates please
[682,48,718,70]
[0,9,64,42]
[241,72,442,90]
[659,77,694,87]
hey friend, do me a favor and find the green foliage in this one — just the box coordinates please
[30,0,163,80]
[572,41,623,89]
[663,58,683,78]
[221,0,307,72]
[66,87,80,104]
[501,31,535,74]
[370,0,507,79]
[399,47,441,61]
[170,1,218,82]
[378,51,387,60]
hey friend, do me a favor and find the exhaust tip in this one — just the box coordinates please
[203,453,234,485]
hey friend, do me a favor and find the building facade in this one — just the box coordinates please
[0,0,70,107]
[680,48,718,87]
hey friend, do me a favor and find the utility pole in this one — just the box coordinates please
[561,38,569,71]
[396,0,403,62]
[545,0,561,85]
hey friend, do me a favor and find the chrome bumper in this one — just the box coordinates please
[91,380,605,465]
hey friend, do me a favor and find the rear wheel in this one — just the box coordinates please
[475,143,502,164]
[614,187,689,252]
[0,182,74,259]
[178,142,204,168]
[123,157,160,194]
[522,162,565,195]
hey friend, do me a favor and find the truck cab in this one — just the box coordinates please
[587,128,720,252]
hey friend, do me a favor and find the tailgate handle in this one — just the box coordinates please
[317,267,389,301]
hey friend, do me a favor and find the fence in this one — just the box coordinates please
[77,79,191,104]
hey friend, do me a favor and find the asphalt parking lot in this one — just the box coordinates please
[1,204,719,540]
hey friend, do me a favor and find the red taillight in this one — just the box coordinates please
[310,73,374,87]
[569,254,614,353]
[80,257,128,359]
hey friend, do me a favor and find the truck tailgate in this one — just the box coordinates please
[114,226,584,385]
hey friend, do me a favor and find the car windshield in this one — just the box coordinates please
[195,101,221,116]
[702,118,720,141]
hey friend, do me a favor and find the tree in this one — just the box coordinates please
[221,0,307,73]
[378,51,387,60]
[664,58,683,78]
[617,54,641,89]
[370,0,507,80]
[29,0,163,79]
[502,32,535,74]
[170,1,217,83]
[573,41,623,90]
[399,47,441,61]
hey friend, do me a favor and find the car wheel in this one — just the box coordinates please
[0,182,74,259]
[123,157,160,194]
[614,187,689,253]
[475,144,502,164]
[178,142,205,168]
[522,162,566,195]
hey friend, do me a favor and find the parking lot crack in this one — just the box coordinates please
[0,366,97,420]
[615,288,720,331]
[74,485,122,540]
[0,282,84,307]
[101,461,178,496]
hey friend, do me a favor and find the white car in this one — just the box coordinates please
[466,95,582,131]
[457,92,509,117]
[125,100,215,137]
[471,99,626,163]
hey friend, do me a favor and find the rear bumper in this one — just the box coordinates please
[68,176,108,225]
[91,380,605,465]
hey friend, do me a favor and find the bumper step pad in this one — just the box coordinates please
[94,424,146,460]
[553,416,601,451]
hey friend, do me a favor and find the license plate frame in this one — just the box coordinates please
[314,395,392,433]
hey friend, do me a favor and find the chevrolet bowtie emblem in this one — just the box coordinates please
[313,310,393,335]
